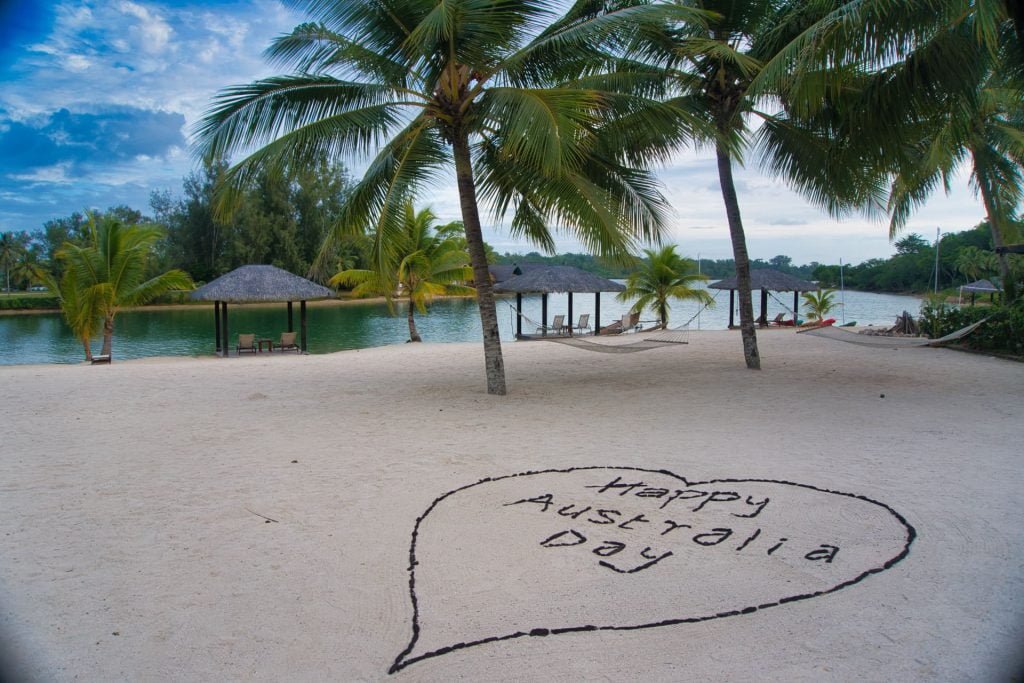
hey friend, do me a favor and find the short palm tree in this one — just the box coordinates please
[330,203,473,342]
[56,214,193,360]
[194,0,706,395]
[45,268,102,361]
[617,245,712,329]
[802,289,839,322]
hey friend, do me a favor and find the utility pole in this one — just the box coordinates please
[697,252,701,330]
[934,227,942,294]
[839,258,845,325]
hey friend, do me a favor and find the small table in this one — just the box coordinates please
[258,338,274,353]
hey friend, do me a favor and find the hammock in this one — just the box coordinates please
[797,318,987,349]
[539,326,690,353]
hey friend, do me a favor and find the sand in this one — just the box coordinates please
[1,330,1022,681]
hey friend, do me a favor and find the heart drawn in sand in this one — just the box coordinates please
[389,466,915,673]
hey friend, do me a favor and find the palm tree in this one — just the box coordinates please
[802,289,839,323]
[0,232,28,293]
[44,268,102,362]
[884,48,1023,303]
[330,203,473,342]
[194,0,707,394]
[771,1,1024,302]
[617,245,712,329]
[56,214,193,360]
[637,1,881,370]
[955,246,995,283]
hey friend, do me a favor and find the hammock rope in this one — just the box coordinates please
[500,300,693,352]
[540,325,690,353]
[798,318,988,348]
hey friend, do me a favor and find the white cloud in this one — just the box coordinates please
[119,1,173,54]
[64,54,92,72]
[10,163,74,184]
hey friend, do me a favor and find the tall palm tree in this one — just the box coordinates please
[194,0,707,394]
[330,203,473,342]
[637,1,880,370]
[761,1,1024,302]
[56,214,193,360]
[884,42,1023,302]
[617,245,712,329]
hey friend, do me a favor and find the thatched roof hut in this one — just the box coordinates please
[490,264,624,337]
[708,269,818,328]
[190,265,334,355]
[191,265,333,303]
[708,269,817,292]
[492,265,625,294]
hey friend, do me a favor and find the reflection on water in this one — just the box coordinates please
[0,287,922,366]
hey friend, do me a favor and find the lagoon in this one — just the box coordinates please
[0,287,922,365]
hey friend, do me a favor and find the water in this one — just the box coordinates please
[0,287,922,365]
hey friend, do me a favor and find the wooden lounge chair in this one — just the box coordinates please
[237,333,256,354]
[768,312,787,326]
[536,314,566,336]
[278,331,299,353]
[572,313,591,335]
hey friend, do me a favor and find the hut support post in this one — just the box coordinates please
[729,290,736,328]
[760,289,768,327]
[793,291,799,323]
[567,292,574,335]
[594,293,601,335]
[220,302,229,357]
[516,293,523,338]
[300,301,308,352]
[541,294,548,336]
[214,301,221,353]
[287,301,294,332]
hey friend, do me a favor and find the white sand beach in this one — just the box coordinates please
[1,331,1022,681]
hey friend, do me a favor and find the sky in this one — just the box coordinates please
[0,0,990,266]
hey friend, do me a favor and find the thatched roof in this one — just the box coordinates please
[492,265,625,293]
[709,268,817,292]
[190,265,334,303]
[960,279,1001,293]
[488,263,548,283]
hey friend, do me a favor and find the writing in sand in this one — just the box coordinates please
[506,475,839,574]
[389,467,915,673]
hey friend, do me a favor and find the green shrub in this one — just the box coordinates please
[920,299,1024,355]
[0,294,60,310]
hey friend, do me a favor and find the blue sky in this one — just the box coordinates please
[0,0,988,265]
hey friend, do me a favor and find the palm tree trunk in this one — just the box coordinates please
[81,337,93,362]
[977,176,1018,303]
[452,130,507,395]
[100,315,114,357]
[715,141,760,369]
[407,303,422,342]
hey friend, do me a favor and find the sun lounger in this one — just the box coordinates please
[536,314,566,336]
[237,333,257,354]
[278,331,299,353]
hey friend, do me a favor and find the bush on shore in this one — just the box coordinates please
[0,294,60,310]
[920,299,1024,356]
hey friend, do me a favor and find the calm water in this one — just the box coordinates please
[0,287,922,365]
